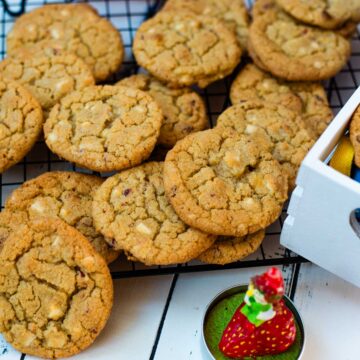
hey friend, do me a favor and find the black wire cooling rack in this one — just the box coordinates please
[1,0,359,278]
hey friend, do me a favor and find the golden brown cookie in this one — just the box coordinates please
[117,74,208,147]
[276,0,360,30]
[133,11,241,88]
[216,101,315,189]
[6,4,123,82]
[197,230,265,265]
[162,0,250,50]
[5,171,119,264]
[0,47,95,112]
[44,85,163,172]
[0,80,43,173]
[253,0,358,38]
[230,64,333,138]
[249,6,351,81]
[0,218,113,359]
[92,162,216,265]
[350,105,360,167]
[163,129,288,237]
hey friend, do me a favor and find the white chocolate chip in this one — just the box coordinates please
[245,124,259,135]
[59,208,68,218]
[54,78,73,94]
[224,151,241,168]
[133,105,146,113]
[262,79,272,89]
[136,222,152,236]
[175,23,185,31]
[50,28,61,39]
[47,132,58,143]
[30,200,45,214]
[265,180,275,193]
[60,9,69,16]
[22,332,36,347]
[112,187,122,198]
[52,236,62,247]
[48,304,63,320]
[81,256,95,268]
[26,24,35,32]
[246,112,259,122]
[314,61,323,69]
[311,41,320,49]
[44,326,67,348]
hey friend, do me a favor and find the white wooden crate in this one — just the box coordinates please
[281,87,360,287]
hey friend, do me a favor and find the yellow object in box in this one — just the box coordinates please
[329,136,355,177]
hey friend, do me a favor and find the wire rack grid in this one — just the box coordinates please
[0,0,358,279]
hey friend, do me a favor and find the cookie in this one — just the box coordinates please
[230,64,333,138]
[5,171,119,264]
[133,11,241,88]
[0,47,95,112]
[253,0,358,38]
[197,230,265,265]
[117,74,208,147]
[163,129,288,237]
[162,0,250,51]
[6,4,123,82]
[276,0,360,30]
[0,80,43,173]
[92,162,216,265]
[350,105,360,167]
[249,7,351,81]
[44,85,163,172]
[0,218,113,358]
[216,101,315,189]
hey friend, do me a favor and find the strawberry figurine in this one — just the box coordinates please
[219,268,296,358]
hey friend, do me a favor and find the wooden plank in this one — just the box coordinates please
[294,263,360,359]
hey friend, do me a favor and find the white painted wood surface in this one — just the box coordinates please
[1,265,360,359]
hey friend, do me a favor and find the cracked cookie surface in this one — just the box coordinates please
[216,101,315,189]
[276,0,360,29]
[0,47,95,112]
[230,64,333,138]
[0,80,43,173]
[92,162,216,265]
[0,218,113,359]
[163,129,288,237]
[350,105,360,167]
[197,230,265,265]
[249,6,351,81]
[133,11,241,88]
[44,85,163,172]
[162,0,250,51]
[5,171,119,264]
[117,74,208,147]
[0,209,28,252]
[6,4,123,82]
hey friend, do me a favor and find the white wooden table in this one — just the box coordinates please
[2,263,360,360]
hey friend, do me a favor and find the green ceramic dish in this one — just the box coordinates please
[202,285,305,360]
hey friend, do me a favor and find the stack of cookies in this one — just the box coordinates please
[0,0,358,358]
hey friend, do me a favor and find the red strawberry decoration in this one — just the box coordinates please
[219,268,296,359]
